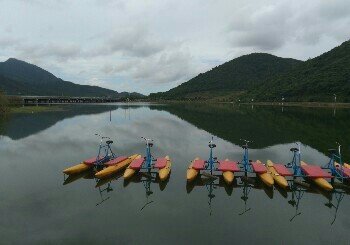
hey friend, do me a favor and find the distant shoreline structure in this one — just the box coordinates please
[238,101,349,108]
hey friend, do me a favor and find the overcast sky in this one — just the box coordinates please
[0,0,349,94]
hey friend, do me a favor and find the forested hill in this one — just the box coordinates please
[0,58,143,98]
[150,53,302,99]
[150,40,350,102]
[249,40,350,102]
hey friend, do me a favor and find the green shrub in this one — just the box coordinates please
[0,91,9,114]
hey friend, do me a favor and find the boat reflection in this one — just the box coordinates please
[286,180,348,224]
[186,175,273,216]
[186,175,235,216]
[186,175,349,223]
[64,169,170,208]
[63,169,95,185]
[96,183,113,206]
[124,172,171,210]
[325,191,345,225]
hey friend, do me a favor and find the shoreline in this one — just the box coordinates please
[238,101,349,108]
[148,100,350,108]
[5,99,350,111]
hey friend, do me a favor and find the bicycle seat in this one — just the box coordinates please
[149,143,154,147]
[290,148,298,152]
[328,149,337,154]
[106,140,113,145]
[209,143,216,148]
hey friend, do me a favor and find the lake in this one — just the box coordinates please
[0,103,350,244]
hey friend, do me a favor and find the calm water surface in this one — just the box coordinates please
[1,103,350,244]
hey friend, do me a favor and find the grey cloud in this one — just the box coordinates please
[100,48,196,85]
[234,30,287,50]
[94,0,126,9]
[91,27,166,58]
[0,36,21,48]
[132,50,195,84]
[228,2,292,50]
[317,0,350,20]
[18,43,81,61]
[228,0,350,51]
[14,0,68,8]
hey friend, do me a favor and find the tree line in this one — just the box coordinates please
[0,91,9,114]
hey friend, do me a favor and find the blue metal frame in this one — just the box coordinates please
[206,137,218,175]
[205,181,216,216]
[240,139,253,174]
[239,180,252,215]
[325,190,345,225]
[140,137,156,171]
[325,143,349,182]
[286,142,305,178]
[94,134,116,166]
[288,180,305,221]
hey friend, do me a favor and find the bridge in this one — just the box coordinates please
[21,96,127,105]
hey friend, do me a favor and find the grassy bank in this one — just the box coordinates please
[0,91,9,114]
[149,98,350,108]
[10,105,65,114]
[240,101,350,108]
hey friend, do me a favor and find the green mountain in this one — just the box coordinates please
[250,40,350,102]
[150,40,350,102]
[150,53,302,100]
[0,58,143,98]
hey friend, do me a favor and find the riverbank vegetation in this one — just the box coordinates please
[0,92,65,114]
[10,106,65,114]
[0,91,9,114]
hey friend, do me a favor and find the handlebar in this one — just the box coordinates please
[209,136,215,144]
[240,138,253,143]
[141,137,154,147]
[95,134,111,143]
[240,139,253,149]
[141,137,153,141]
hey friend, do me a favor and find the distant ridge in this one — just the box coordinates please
[150,39,350,102]
[150,53,302,99]
[0,58,143,98]
[249,40,350,102]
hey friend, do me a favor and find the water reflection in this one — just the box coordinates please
[0,104,147,140]
[185,172,348,225]
[186,175,278,216]
[64,170,170,208]
[152,103,350,160]
[1,103,350,243]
